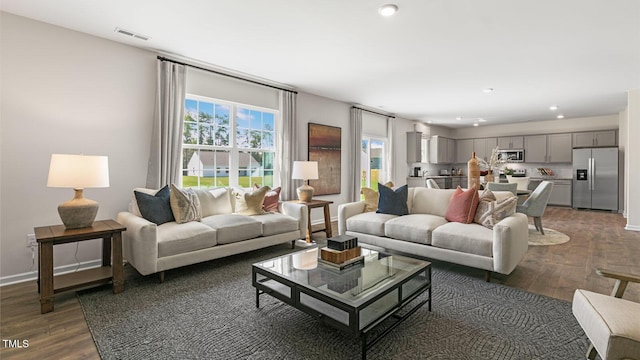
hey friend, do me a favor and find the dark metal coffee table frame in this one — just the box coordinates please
[252,253,431,359]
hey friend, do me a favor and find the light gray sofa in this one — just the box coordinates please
[338,187,529,281]
[117,187,307,281]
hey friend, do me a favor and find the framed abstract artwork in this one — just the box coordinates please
[308,123,341,195]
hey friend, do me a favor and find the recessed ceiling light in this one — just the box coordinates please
[473,123,479,127]
[426,120,433,124]
[482,88,494,93]
[549,105,559,111]
[378,4,398,16]
[557,114,565,119]
[478,118,487,122]
[456,117,462,120]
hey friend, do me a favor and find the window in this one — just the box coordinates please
[182,95,277,188]
[361,136,387,192]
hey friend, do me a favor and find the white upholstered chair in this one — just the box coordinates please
[572,268,640,360]
[516,180,553,234]
[487,182,517,196]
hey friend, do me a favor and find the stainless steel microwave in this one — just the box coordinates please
[498,149,525,163]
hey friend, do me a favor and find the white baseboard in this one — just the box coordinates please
[0,259,103,287]
[624,224,640,232]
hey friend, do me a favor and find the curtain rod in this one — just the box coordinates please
[352,106,396,118]
[157,56,297,94]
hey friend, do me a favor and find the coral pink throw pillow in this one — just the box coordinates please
[445,186,480,224]
[254,184,281,212]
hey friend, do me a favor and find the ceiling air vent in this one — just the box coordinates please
[114,27,150,41]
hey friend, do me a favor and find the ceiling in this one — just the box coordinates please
[2,0,639,128]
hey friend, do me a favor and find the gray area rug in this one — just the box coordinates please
[78,245,589,359]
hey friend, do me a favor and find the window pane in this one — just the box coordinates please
[214,125,230,146]
[237,128,250,148]
[237,108,250,128]
[262,131,274,149]
[249,130,261,148]
[262,152,274,169]
[185,99,198,122]
[199,102,214,124]
[250,110,262,129]
[263,113,274,131]
[264,170,274,187]
[215,104,230,126]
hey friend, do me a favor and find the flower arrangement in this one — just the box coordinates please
[478,146,505,172]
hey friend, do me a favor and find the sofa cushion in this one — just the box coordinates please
[253,213,300,236]
[134,185,175,225]
[411,188,455,217]
[170,184,202,224]
[131,187,160,216]
[346,212,398,237]
[431,222,493,257]
[377,184,409,216]
[384,214,448,245]
[263,187,281,212]
[194,188,233,217]
[445,186,480,224]
[156,221,217,258]
[201,214,263,245]
[361,187,380,212]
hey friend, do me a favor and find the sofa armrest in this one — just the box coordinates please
[279,202,308,239]
[491,212,529,274]
[337,202,366,235]
[116,211,159,276]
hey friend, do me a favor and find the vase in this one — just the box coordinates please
[485,170,495,183]
[467,152,480,190]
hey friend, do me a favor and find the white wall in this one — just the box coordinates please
[625,89,640,231]
[619,108,628,216]
[1,13,157,281]
[295,92,351,223]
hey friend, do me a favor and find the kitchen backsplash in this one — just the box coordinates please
[410,161,573,179]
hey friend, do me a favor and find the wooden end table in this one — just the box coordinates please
[287,199,333,242]
[35,219,126,314]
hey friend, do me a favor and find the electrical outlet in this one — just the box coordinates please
[26,234,37,248]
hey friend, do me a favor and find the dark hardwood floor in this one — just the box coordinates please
[1,206,639,359]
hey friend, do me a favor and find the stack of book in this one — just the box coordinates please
[319,235,363,270]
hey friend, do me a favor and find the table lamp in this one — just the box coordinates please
[292,161,318,202]
[47,154,110,229]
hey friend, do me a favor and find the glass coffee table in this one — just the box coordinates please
[252,247,431,359]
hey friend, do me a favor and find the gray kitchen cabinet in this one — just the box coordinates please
[497,136,524,149]
[547,133,572,163]
[429,136,455,164]
[572,130,616,148]
[524,133,572,163]
[456,139,474,164]
[406,132,422,163]
[473,137,497,163]
[547,179,572,206]
[407,177,426,188]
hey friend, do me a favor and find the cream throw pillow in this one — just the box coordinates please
[234,186,269,216]
[170,184,202,224]
[193,188,233,217]
[474,188,517,229]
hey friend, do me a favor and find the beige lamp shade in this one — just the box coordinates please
[47,154,110,188]
[292,161,318,202]
[47,154,110,229]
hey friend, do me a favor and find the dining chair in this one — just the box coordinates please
[426,179,440,189]
[516,180,553,234]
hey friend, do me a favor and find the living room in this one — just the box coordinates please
[2,1,640,359]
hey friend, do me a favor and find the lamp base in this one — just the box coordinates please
[58,189,99,229]
[297,183,314,202]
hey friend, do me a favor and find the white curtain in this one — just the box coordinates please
[146,60,186,188]
[386,117,395,185]
[349,108,363,202]
[277,90,297,200]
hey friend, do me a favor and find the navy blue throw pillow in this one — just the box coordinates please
[134,185,175,225]
[376,183,409,216]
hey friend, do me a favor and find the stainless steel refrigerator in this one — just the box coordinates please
[572,147,618,211]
